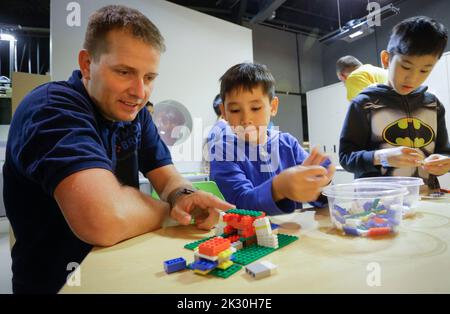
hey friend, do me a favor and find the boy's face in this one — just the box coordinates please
[220,85,278,144]
[381,51,439,95]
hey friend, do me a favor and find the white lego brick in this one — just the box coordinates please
[245,261,277,279]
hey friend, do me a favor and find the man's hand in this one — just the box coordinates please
[170,190,234,230]
[422,154,450,176]
[374,147,424,168]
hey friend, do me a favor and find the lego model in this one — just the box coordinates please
[165,208,298,279]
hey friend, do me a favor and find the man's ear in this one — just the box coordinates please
[337,71,347,82]
[78,50,92,80]
[380,50,390,69]
[270,96,279,117]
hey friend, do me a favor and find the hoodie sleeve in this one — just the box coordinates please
[210,158,294,215]
[435,99,450,156]
[339,101,380,174]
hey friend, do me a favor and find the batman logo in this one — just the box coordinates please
[382,117,434,148]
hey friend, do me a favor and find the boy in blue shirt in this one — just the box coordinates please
[210,63,335,215]
[339,16,450,189]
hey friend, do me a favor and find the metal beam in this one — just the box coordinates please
[233,0,247,25]
[249,0,287,24]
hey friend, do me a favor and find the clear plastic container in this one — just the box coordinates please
[354,177,423,217]
[323,183,408,237]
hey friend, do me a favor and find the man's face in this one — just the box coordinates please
[221,85,278,144]
[82,29,161,121]
[385,53,438,95]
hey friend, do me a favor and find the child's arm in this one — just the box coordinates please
[424,99,450,176]
[373,146,424,168]
[210,159,295,215]
[272,165,332,203]
[339,103,379,174]
[422,154,450,175]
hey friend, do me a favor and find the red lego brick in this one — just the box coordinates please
[199,237,231,256]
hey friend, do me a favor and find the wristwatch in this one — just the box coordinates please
[168,187,197,209]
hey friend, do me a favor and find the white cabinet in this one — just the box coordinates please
[306,82,348,166]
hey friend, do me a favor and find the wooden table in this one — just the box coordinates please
[60,199,450,293]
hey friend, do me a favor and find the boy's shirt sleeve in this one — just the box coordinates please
[339,101,380,174]
[211,159,290,215]
[435,99,450,156]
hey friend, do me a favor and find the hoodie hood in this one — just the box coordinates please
[354,84,434,111]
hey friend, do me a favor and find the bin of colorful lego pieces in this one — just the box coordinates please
[322,183,408,237]
[354,177,423,217]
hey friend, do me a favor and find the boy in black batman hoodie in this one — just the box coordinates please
[339,16,450,189]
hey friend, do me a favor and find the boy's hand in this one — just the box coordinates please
[301,147,335,186]
[272,165,331,203]
[422,154,450,176]
[374,147,424,168]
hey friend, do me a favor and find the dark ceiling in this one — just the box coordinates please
[0,0,405,36]
[167,0,406,36]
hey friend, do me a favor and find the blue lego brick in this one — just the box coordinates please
[190,259,218,271]
[163,257,187,274]
[270,223,280,230]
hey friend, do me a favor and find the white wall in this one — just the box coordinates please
[50,0,253,172]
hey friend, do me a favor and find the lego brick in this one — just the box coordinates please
[231,241,243,250]
[184,236,216,250]
[245,260,278,279]
[225,209,265,218]
[216,260,234,270]
[163,257,187,274]
[198,237,231,256]
[194,268,213,276]
[210,264,242,278]
[190,259,218,271]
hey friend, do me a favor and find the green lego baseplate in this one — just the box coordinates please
[225,209,264,217]
[184,233,299,268]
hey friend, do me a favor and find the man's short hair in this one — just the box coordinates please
[336,56,362,73]
[387,16,448,58]
[220,63,276,103]
[83,5,166,61]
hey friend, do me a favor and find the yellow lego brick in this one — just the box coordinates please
[217,260,233,270]
[194,269,212,276]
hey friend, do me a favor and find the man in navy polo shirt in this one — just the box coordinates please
[3,5,233,294]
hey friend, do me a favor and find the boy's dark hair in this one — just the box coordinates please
[212,94,222,117]
[387,16,448,58]
[336,55,362,73]
[220,63,276,102]
[84,5,166,61]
